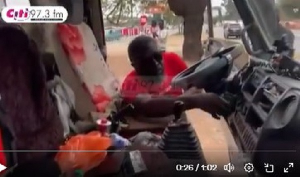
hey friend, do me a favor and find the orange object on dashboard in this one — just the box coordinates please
[55,131,112,172]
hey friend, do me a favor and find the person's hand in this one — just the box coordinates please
[131,94,152,111]
[183,86,203,95]
[134,94,152,104]
[198,93,231,118]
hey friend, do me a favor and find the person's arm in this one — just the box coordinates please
[133,93,230,118]
[133,95,199,117]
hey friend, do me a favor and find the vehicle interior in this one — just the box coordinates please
[1,0,177,136]
[2,0,300,176]
[0,0,227,175]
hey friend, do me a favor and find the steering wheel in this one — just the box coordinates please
[172,44,243,91]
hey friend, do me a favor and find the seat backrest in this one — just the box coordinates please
[17,0,118,119]
[57,23,120,116]
[14,1,104,120]
[31,23,94,119]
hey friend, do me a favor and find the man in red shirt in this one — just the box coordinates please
[121,35,230,118]
[121,35,187,102]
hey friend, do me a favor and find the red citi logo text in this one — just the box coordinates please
[5,8,29,21]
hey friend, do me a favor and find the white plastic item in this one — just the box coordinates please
[97,119,111,134]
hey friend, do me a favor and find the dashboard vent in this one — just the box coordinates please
[242,69,265,100]
[251,78,284,122]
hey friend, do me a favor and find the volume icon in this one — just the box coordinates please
[224,163,235,173]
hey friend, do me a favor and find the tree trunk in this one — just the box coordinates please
[117,0,124,25]
[167,0,207,61]
[183,15,204,61]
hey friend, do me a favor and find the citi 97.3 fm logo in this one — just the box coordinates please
[3,8,29,21]
[1,6,68,23]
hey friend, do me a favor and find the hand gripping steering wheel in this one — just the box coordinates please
[172,44,243,91]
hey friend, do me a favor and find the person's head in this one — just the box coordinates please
[158,20,164,30]
[151,20,157,28]
[0,23,63,162]
[128,35,164,82]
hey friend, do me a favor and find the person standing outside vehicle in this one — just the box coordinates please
[157,20,168,52]
[151,20,159,39]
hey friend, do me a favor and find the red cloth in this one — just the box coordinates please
[0,130,6,167]
[121,52,187,102]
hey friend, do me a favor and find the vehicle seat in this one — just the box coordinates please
[31,0,119,120]
[47,75,78,136]
[42,52,74,136]
[42,51,102,137]
[26,0,119,122]
[43,52,97,137]
[56,23,120,118]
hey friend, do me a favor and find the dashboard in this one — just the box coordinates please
[227,65,300,174]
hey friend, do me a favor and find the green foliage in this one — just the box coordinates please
[221,0,240,20]
[140,0,180,25]
[102,0,140,26]
[162,5,181,25]
[102,0,180,26]
[211,6,223,23]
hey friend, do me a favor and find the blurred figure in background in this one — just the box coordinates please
[151,20,159,39]
[157,20,168,52]
[274,7,295,57]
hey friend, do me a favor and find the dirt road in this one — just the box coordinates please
[106,35,231,166]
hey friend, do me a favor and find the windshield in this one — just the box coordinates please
[276,0,300,57]
[213,0,300,58]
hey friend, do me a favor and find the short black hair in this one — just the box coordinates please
[128,35,158,63]
[151,20,157,27]
[158,20,164,29]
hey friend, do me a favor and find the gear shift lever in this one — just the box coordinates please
[173,101,185,122]
[159,100,203,160]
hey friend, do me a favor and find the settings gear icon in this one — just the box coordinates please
[244,163,254,173]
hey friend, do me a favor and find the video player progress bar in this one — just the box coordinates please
[0,150,296,152]
[30,18,63,21]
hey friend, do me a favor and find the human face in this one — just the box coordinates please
[132,51,164,82]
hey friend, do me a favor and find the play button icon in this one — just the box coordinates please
[0,164,7,172]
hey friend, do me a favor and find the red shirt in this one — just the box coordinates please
[121,52,187,102]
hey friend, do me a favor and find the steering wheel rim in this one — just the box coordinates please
[172,44,243,90]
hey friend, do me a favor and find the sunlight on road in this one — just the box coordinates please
[294,53,300,60]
